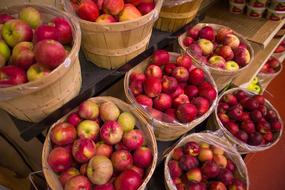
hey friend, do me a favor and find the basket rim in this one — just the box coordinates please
[42,96,158,190]
[178,22,255,74]
[63,0,163,26]
[124,52,219,129]
[214,87,284,151]
[0,3,81,94]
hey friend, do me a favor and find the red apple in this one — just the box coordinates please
[96,14,116,23]
[111,150,133,171]
[0,65,27,87]
[263,131,273,143]
[170,86,185,99]
[218,168,233,185]
[65,175,92,190]
[179,155,199,171]
[271,120,282,131]
[93,183,115,190]
[77,120,100,139]
[209,181,227,190]
[50,122,77,145]
[191,97,210,116]
[99,102,120,122]
[119,4,142,22]
[34,24,59,43]
[248,132,263,146]
[218,113,230,125]
[2,19,33,47]
[143,77,162,97]
[10,41,34,70]
[72,138,96,163]
[115,142,128,151]
[168,160,182,178]
[226,159,235,172]
[213,154,227,168]
[114,169,142,190]
[77,0,99,21]
[130,72,146,82]
[176,103,197,123]
[234,47,250,67]
[103,0,124,15]
[51,17,73,45]
[95,142,113,157]
[176,54,192,69]
[217,102,230,113]
[216,45,234,61]
[234,90,248,101]
[183,36,194,46]
[162,76,178,93]
[138,3,155,15]
[240,120,255,134]
[201,160,220,178]
[188,43,203,57]
[173,94,190,108]
[243,98,259,110]
[266,109,278,122]
[122,129,144,150]
[187,182,206,190]
[187,25,202,40]
[100,121,123,145]
[198,148,213,162]
[223,34,240,49]
[130,165,144,178]
[59,168,80,186]
[225,121,239,135]
[198,86,216,103]
[133,146,153,168]
[164,63,176,75]
[34,39,67,69]
[172,147,184,160]
[229,179,246,190]
[130,80,143,96]
[188,68,205,85]
[152,49,169,66]
[234,130,248,143]
[47,147,72,172]
[67,112,81,127]
[216,27,233,42]
[208,55,226,69]
[199,26,215,41]
[184,141,200,156]
[172,66,189,82]
[154,93,172,111]
[125,0,142,6]
[136,94,153,107]
[0,14,14,24]
[186,168,202,182]
[145,64,162,79]
[228,106,243,121]
[87,155,113,185]
[78,99,99,119]
[184,85,198,99]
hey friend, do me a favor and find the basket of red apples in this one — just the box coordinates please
[214,88,283,154]
[165,132,249,190]
[257,56,282,91]
[124,50,218,141]
[42,97,157,190]
[63,0,163,69]
[178,23,254,91]
[0,4,81,122]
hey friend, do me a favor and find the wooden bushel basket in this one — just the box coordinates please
[0,4,82,122]
[164,132,249,190]
[42,96,158,190]
[124,52,218,141]
[178,23,255,91]
[63,0,163,69]
[154,0,202,32]
[257,63,283,92]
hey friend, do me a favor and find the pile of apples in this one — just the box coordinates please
[0,7,72,87]
[71,0,155,23]
[129,50,217,124]
[260,56,281,74]
[217,89,282,146]
[47,99,153,190]
[167,141,247,190]
[182,24,251,71]
[274,39,285,53]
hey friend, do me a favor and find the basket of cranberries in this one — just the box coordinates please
[214,88,283,153]
[165,132,249,190]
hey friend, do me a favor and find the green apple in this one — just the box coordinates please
[0,40,10,67]
[27,63,50,81]
[198,38,214,56]
[247,84,261,94]
[252,77,259,84]
[225,61,239,71]
[208,55,226,69]
[19,7,42,29]
[2,19,33,47]
[118,112,136,132]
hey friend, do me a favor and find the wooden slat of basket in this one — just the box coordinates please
[42,96,158,190]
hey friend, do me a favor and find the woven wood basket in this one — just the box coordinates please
[42,96,158,190]
[257,63,283,92]
[210,87,283,154]
[178,23,255,91]
[164,132,249,190]
[124,52,218,141]
[63,0,163,69]
[0,0,63,9]
[0,4,82,122]
[154,0,202,32]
